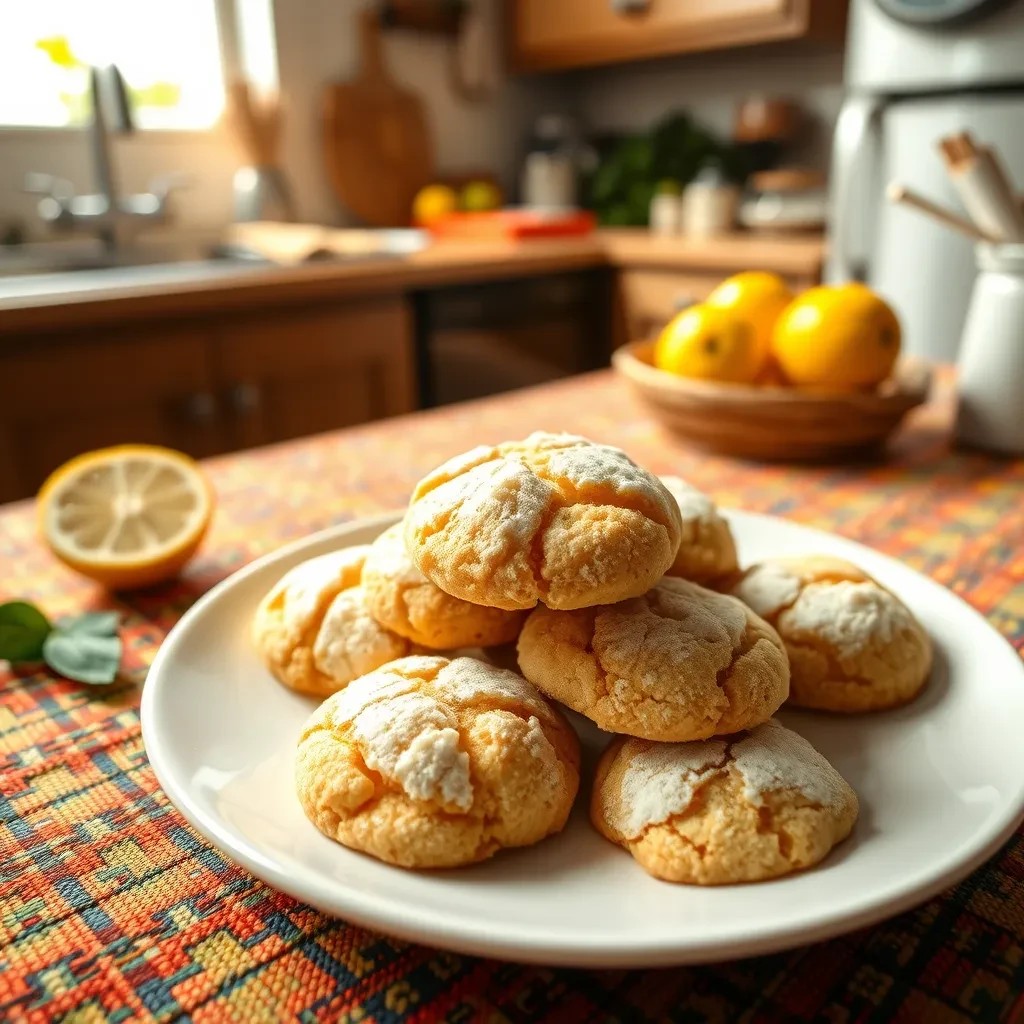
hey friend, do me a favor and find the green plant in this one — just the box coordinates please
[585,112,748,227]
[0,602,122,684]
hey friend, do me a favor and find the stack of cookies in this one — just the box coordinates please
[253,432,931,884]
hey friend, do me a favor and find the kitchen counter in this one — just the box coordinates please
[0,229,825,335]
[2,367,1023,1022]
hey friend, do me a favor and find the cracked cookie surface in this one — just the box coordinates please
[729,556,932,712]
[295,655,580,868]
[403,432,683,611]
[253,548,415,697]
[362,523,525,649]
[591,719,858,884]
[517,576,789,741]
[659,475,738,585]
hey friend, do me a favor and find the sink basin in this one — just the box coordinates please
[0,239,253,278]
[0,230,429,303]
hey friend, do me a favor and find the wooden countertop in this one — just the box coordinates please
[0,230,825,335]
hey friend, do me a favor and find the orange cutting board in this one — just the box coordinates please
[322,10,433,226]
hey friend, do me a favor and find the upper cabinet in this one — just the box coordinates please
[508,0,848,72]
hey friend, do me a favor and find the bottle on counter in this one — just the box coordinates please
[648,179,682,237]
[681,161,740,238]
[521,115,578,210]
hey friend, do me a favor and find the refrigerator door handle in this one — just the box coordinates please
[828,95,884,282]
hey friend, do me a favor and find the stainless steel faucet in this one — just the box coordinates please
[25,65,186,251]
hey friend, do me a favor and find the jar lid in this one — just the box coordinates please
[977,243,1024,273]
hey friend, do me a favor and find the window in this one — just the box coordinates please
[0,1,226,129]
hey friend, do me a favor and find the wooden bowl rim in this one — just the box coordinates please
[612,340,933,412]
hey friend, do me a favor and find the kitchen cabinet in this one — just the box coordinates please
[215,300,414,451]
[615,265,819,343]
[508,0,848,72]
[0,296,415,503]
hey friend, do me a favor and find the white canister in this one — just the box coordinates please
[681,180,739,238]
[955,244,1024,454]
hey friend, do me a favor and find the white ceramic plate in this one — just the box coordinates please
[141,512,1024,968]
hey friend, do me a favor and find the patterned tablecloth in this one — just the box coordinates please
[2,370,1023,1024]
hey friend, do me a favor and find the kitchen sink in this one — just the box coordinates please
[0,239,259,279]
[0,231,429,302]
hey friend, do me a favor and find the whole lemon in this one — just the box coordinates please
[655,304,762,384]
[706,271,794,365]
[460,179,502,212]
[412,183,458,226]
[772,283,901,390]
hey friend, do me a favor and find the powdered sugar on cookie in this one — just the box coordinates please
[364,524,426,586]
[615,740,729,838]
[611,719,849,838]
[274,547,368,633]
[436,657,555,722]
[328,657,445,725]
[731,720,849,809]
[545,443,676,521]
[313,586,410,681]
[660,475,716,521]
[734,562,802,618]
[781,580,913,658]
[350,690,473,811]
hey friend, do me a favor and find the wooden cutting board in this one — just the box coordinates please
[322,9,434,226]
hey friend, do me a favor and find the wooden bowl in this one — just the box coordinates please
[612,340,933,462]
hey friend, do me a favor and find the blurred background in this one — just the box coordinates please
[1,0,1022,501]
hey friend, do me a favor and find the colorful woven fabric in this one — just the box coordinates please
[2,370,1024,1024]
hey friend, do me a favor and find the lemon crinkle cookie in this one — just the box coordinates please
[253,547,414,697]
[517,575,789,741]
[591,719,858,884]
[729,556,931,711]
[362,523,525,649]
[659,475,738,585]
[295,655,580,868]
[403,432,683,611]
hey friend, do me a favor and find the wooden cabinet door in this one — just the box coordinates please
[214,296,416,451]
[0,328,224,503]
[510,0,842,71]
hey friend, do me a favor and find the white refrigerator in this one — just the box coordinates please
[827,0,1024,362]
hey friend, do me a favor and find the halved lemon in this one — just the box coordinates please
[38,445,214,590]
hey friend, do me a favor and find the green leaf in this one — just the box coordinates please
[0,601,52,662]
[60,611,120,637]
[43,631,122,685]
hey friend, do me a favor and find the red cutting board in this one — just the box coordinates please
[428,209,597,240]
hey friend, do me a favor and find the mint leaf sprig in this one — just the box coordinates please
[0,602,122,685]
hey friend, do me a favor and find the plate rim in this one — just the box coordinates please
[141,511,1024,967]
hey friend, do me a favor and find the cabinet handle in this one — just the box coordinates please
[673,293,698,312]
[179,391,217,423]
[611,0,650,13]
[226,382,262,415]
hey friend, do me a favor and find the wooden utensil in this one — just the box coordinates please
[227,79,283,167]
[227,78,295,222]
[887,183,998,243]
[937,132,1024,241]
[322,8,434,226]
[613,341,931,462]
